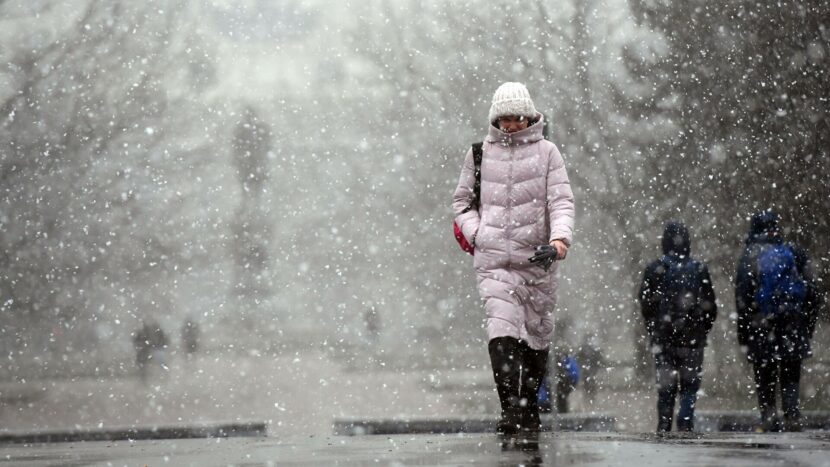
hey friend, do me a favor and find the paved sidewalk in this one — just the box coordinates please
[2,432,829,466]
[0,350,659,439]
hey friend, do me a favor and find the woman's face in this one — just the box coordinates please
[497,115,529,133]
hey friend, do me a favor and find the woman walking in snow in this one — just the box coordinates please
[452,82,575,434]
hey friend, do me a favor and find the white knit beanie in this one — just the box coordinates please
[488,82,538,123]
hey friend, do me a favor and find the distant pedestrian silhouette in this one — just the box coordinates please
[133,320,169,383]
[639,221,717,432]
[576,335,605,402]
[181,317,200,359]
[364,307,380,347]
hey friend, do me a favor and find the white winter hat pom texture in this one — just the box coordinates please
[488,82,538,123]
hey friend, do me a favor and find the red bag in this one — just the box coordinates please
[452,143,483,256]
[453,221,475,255]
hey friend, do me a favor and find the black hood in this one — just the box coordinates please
[662,221,690,257]
[747,210,781,244]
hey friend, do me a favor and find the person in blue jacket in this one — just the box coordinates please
[735,210,821,432]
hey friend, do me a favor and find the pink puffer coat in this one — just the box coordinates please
[452,115,575,350]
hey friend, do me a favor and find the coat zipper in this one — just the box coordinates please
[506,143,514,265]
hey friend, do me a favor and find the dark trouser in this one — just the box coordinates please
[555,387,570,414]
[654,346,704,432]
[555,374,575,414]
[489,337,549,434]
[752,358,802,428]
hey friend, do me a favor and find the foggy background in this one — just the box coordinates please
[1,0,828,435]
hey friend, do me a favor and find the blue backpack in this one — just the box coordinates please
[755,244,806,317]
[561,355,580,386]
[537,355,580,404]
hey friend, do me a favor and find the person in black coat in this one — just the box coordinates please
[639,221,717,432]
[735,210,821,432]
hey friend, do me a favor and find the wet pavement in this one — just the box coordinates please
[2,431,830,466]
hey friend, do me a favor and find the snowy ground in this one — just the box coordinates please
[5,350,830,466]
[1,348,661,437]
[2,432,830,467]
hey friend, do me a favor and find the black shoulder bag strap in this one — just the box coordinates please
[461,142,484,214]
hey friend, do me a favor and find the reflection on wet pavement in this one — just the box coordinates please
[1,432,829,466]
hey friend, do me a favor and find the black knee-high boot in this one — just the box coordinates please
[521,346,549,432]
[489,337,523,434]
[489,337,550,434]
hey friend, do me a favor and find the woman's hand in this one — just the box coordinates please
[549,239,569,260]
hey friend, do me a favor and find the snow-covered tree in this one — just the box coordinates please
[0,0,225,369]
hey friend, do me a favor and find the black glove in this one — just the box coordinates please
[529,245,558,272]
